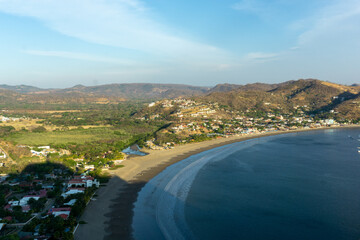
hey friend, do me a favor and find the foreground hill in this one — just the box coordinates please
[200,79,360,120]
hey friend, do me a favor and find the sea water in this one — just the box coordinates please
[132,128,360,240]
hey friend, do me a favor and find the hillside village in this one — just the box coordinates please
[141,98,346,149]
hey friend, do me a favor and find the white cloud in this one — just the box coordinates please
[232,0,264,14]
[245,52,279,60]
[297,0,360,45]
[24,50,135,65]
[0,0,229,61]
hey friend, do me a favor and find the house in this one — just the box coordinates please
[41,184,54,190]
[67,175,99,188]
[0,223,5,231]
[84,165,95,170]
[3,216,12,222]
[20,196,40,206]
[38,146,50,150]
[0,174,8,182]
[22,205,31,212]
[325,119,335,125]
[8,200,20,206]
[64,199,77,206]
[61,188,85,197]
[3,204,12,211]
[31,150,45,156]
[44,173,56,179]
[48,207,71,219]
[113,160,124,165]
[19,189,47,206]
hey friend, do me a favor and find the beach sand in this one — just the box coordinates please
[73,127,357,240]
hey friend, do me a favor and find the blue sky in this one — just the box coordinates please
[0,0,359,88]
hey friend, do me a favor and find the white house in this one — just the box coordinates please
[48,207,71,219]
[64,199,77,206]
[67,175,99,188]
[30,150,46,156]
[20,196,40,206]
[61,188,85,198]
[19,190,47,206]
[38,146,50,149]
[84,165,95,170]
[113,160,124,165]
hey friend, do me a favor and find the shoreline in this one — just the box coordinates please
[74,125,359,240]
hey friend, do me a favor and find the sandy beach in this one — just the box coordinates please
[74,126,358,240]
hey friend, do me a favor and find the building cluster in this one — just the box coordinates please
[62,175,99,198]
[0,115,21,122]
[29,146,57,157]
[0,167,99,238]
[143,99,345,149]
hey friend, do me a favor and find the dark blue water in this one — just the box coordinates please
[185,128,360,240]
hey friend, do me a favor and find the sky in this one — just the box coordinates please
[0,0,359,88]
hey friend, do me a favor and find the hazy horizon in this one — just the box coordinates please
[1,78,358,90]
[1,0,360,88]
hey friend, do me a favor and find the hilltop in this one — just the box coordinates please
[199,79,360,120]
[0,83,210,103]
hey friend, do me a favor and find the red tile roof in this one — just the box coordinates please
[58,214,70,220]
[48,207,71,213]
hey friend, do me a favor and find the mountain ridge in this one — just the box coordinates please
[1,79,359,121]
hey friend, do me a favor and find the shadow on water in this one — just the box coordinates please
[100,140,271,240]
[100,146,234,240]
[102,150,206,240]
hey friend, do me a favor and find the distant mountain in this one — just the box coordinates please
[57,83,210,100]
[0,83,211,100]
[1,80,359,120]
[0,84,45,93]
[208,84,242,93]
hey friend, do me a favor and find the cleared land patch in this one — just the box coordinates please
[4,127,128,145]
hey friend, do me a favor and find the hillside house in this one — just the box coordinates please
[19,189,47,206]
[61,188,85,197]
[48,207,71,220]
[67,175,99,188]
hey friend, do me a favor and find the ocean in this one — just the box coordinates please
[132,128,360,240]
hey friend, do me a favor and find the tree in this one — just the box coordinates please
[32,126,47,133]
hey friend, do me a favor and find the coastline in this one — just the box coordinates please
[74,125,359,240]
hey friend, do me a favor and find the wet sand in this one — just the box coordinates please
[74,126,358,240]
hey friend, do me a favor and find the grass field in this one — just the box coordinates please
[5,127,129,146]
